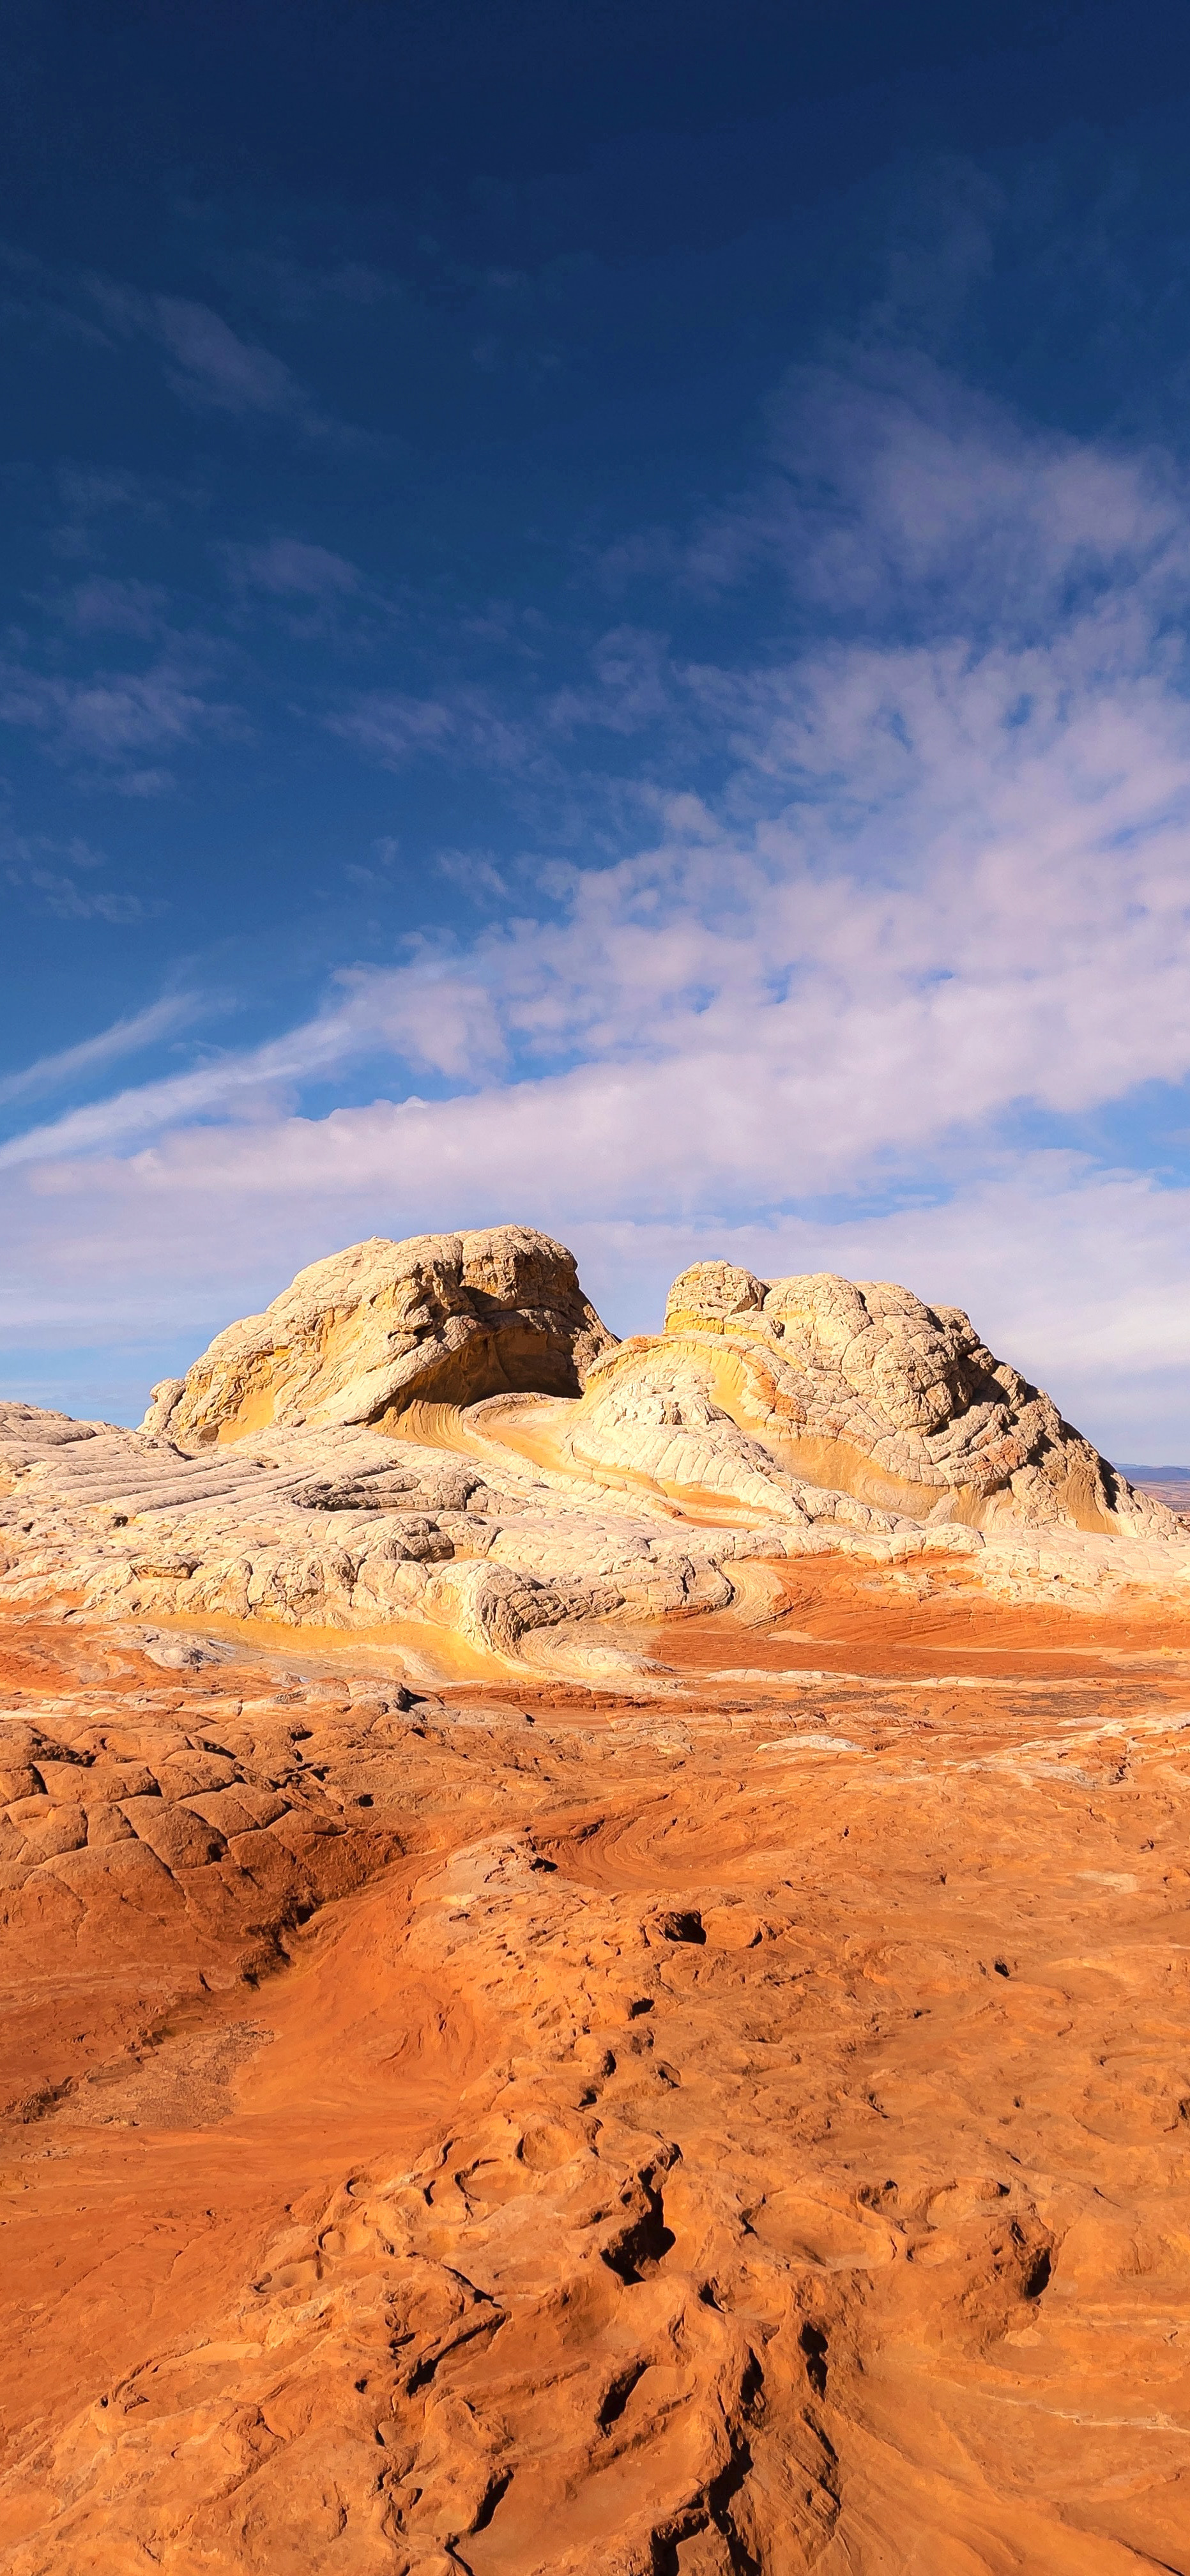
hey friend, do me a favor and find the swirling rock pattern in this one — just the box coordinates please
[1,1230,1186,1681]
[142,1227,615,1448]
[3,1215,1190,2570]
[3,1604,1190,2572]
[654,1261,1167,1531]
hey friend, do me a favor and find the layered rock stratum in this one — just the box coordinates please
[2,1225,1189,2571]
[143,1227,614,1447]
[656,1258,1163,1530]
[1,1226,1184,1677]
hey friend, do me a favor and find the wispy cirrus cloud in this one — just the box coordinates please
[326,684,538,773]
[153,295,303,416]
[0,995,201,1110]
[61,577,170,638]
[683,349,1189,627]
[19,871,152,922]
[0,961,504,1170]
[2,244,327,432]
[545,627,675,738]
[0,652,243,788]
[3,832,158,922]
[8,574,1190,1188]
[89,280,318,423]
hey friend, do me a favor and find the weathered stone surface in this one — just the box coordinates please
[4,1606,1190,2572]
[1,1231,1187,1685]
[557,1354,901,1532]
[144,1224,616,1446]
[6,1249,1190,2570]
[0,1395,962,1684]
[655,1262,1161,1531]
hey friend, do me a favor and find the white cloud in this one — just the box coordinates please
[3,357,1190,1443]
[0,963,504,1170]
[687,349,1189,626]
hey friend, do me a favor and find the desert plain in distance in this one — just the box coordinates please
[1,1223,1189,2573]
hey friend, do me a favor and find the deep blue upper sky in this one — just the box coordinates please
[5,1,1190,1451]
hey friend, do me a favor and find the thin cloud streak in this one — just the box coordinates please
[0,1012,356,1170]
[0,995,201,1110]
[88,277,317,422]
[0,965,503,1168]
[7,622,1190,1185]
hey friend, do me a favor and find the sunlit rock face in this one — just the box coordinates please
[0,1229,1183,1682]
[653,1261,1162,1531]
[5,1505,1190,2570]
[4,1230,1190,2568]
[142,1225,617,1446]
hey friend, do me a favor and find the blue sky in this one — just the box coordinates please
[5,1,1190,1457]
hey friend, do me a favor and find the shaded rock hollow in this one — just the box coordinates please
[144,1226,615,1446]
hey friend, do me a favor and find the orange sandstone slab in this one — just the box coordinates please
[2,1594,1190,2572]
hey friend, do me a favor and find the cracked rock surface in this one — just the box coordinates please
[143,1225,616,1448]
[3,1225,1190,2567]
[1,1229,1187,1676]
[3,1605,1190,2572]
[657,1260,1171,1531]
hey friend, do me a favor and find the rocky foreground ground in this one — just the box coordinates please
[2,1230,1189,2571]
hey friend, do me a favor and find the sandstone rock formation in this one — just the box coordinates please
[1,1230,1186,1682]
[553,1355,912,1529]
[5,1230,1190,2568]
[0,1395,950,1686]
[653,1260,1159,1531]
[143,1225,614,1446]
[4,1602,1190,2572]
